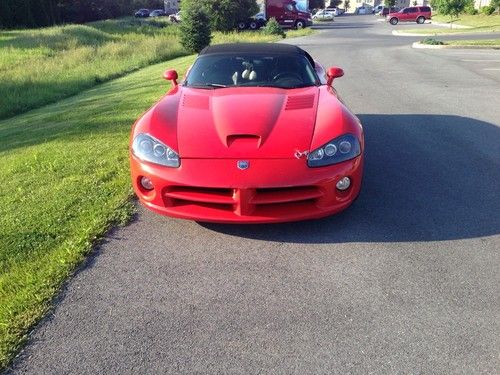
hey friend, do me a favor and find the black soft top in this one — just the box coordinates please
[199,43,315,66]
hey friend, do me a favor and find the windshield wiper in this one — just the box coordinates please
[186,83,227,89]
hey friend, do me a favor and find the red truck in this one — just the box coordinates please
[238,0,312,30]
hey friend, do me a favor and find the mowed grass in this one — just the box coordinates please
[0,22,315,368]
[405,14,500,34]
[446,38,500,46]
[432,13,500,27]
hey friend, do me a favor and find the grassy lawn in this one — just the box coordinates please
[0,21,314,369]
[446,38,500,46]
[432,13,500,27]
[404,14,500,34]
[0,18,313,121]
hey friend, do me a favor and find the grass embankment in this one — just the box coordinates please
[405,13,500,34]
[0,18,313,121]
[0,21,315,369]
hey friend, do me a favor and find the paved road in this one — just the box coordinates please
[7,16,500,375]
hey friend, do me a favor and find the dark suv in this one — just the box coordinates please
[387,6,432,25]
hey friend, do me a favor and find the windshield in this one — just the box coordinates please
[185,53,319,89]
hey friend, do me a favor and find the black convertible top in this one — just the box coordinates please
[199,43,315,66]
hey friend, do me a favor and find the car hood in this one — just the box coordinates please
[153,86,320,159]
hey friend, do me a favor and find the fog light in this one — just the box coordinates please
[336,177,351,191]
[140,176,154,190]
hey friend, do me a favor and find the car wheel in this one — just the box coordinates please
[249,21,259,30]
[295,20,305,29]
[237,21,247,30]
[416,16,425,24]
[389,17,398,25]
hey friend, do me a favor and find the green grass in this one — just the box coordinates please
[0,18,313,121]
[432,13,500,27]
[404,13,500,34]
[0,21,316,369]
[0,18,186,121]
[446,38,500,46]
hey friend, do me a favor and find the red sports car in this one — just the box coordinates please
[130,43,364,223]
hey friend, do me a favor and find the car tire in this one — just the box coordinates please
[237,21,247,30]
[389,17,398,25]
[295,20,305,29]
[416,16,425,24]
[249,21,259,30]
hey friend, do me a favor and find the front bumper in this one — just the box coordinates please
[131,156,363,223]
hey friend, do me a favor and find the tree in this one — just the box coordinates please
[309,0,325,9]
[491,0,500,13]
[384,0,397,8]
[344,0,351,10]
[179,5,212,53]
[432,0,471,26]
[183,0,259,32]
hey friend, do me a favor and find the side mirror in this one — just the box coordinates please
[326,67,344,86]
[163,69,178,86]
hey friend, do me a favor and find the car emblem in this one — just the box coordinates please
[237,161,249,170]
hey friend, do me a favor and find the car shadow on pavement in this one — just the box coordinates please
[201,114,500,243]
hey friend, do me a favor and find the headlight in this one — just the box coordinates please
[132,133,180,168]
[307,134,361,167]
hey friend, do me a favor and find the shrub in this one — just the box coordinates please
[179,6,212,53]
[481,4,495,14]
[421,37,445,45]
[262,18,286,38]
[463,1,478,14]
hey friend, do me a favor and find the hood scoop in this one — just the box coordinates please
[226,134,262,148]
[285,95,315,110]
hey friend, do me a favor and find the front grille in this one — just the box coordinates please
[163,185,323,216]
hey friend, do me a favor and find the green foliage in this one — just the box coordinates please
[310,0,326,8]
[262,18,286,38]
[179,6,212,53]
[0,0,166,29]
[481,4,495,14]
[491,0,500,11]
[421,37,445,44]
[385,0,397,8]
[433,0,471,20]
[464,5,479,14]
[183,0,259,32]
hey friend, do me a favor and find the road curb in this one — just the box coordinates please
[412,41,500,49]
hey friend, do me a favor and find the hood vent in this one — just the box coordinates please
[183,94,209,109]
[285,95,315,110]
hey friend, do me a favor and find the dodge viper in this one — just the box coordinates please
[130,43,364,223]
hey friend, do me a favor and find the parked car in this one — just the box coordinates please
[134,9,150,18]
[372,4,384,14]
[149,9,167,17]
[387,6,432,24]
[169,11,181,23]
[326,7,345,16]
[380,6,400,16]
[355,6,373,14]
[312,9,335,20]
[130,43,364,223]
